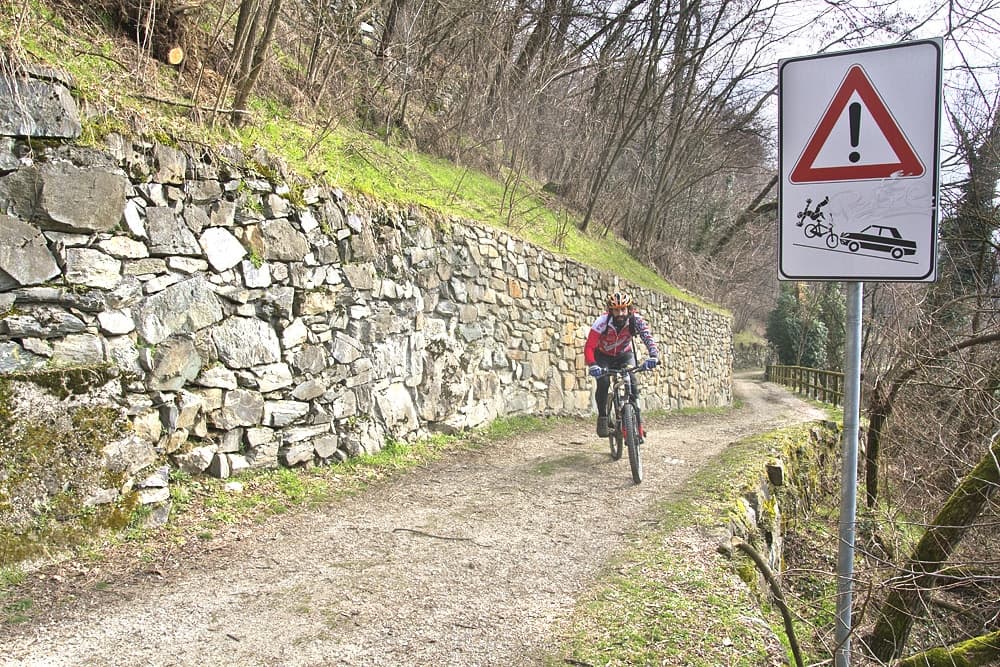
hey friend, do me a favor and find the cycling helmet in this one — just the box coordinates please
[606,291,633,310]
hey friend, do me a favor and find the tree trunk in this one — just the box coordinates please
[102,0,191,65]
[377,0,405,61]
[231,0,282,127]
[866,433,1000,662]
[708,174,778,257]
[863,380,894,509]
[511,0,558,83]
[895,629,1000,667]
[863,331,1000,507]
[304,2,330,86]
[486,0,530,105]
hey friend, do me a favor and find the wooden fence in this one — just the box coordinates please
[766,365,845,407]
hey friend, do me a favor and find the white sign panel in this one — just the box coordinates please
[779,39,942,281]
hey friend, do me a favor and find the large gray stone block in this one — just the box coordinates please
[0,71,81,139]
[0,214,60,285]
[0,161,127,233]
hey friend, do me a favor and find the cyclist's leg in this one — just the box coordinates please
[594,352,612,436]
[594,351,613,411]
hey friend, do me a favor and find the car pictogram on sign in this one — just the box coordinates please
[839,224,916,259]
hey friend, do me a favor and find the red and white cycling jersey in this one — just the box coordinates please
[584,311,659,365]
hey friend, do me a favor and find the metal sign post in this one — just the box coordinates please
[778,39,942,666]
[836,282,863,666]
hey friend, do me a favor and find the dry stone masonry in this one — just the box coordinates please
[0,66,731,532]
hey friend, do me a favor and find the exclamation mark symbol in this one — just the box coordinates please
[849,102,861,163]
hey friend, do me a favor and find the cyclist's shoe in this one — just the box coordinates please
[596,415,609,437]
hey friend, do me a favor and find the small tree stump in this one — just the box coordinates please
[167,46,184,66]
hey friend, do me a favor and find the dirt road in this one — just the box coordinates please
[2,372,824,666]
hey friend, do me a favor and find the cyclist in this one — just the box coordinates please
[584,290,660,437]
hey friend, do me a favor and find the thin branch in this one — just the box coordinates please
[73,49,130,71]
[719,539,804,667]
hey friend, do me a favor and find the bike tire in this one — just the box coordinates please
[622,403,642,484]
[826,233,839,249]
[606,394,623,460]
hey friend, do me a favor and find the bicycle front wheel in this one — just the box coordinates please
[622,403,642,484]
[606,394,623,460]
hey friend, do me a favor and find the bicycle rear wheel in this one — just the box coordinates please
[622,403,642,484]
[606,394,623,460]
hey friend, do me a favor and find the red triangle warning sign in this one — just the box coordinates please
[790,65,924,183]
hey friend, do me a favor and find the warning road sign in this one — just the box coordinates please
[790,65,924,183]
[779,40,942,282]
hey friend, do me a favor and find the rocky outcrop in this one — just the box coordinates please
[0,74,732,545]
[726,421,841,587]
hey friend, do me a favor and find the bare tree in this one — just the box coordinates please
[229,0,282,127]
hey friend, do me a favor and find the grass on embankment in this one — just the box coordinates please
[549,421,838,667]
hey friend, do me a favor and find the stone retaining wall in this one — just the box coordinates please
[0,68,731,535]
[734,342,773,369]
[726,421,841,590]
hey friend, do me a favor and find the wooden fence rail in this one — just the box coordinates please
[766,365,845,407]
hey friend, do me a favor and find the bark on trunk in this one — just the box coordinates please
[866,433,1000,662]
[895,629,1000,667]
[377,0,404,61]
[101,0,191,66]
[230,0,282,126]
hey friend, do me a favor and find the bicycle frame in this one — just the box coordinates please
[603,365,643,410]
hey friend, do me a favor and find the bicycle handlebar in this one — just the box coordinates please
[596,364,651,378]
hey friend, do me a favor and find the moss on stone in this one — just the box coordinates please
[761,495,779,526]
[735,559,760,593]
[3,364,120,400]
[0,368,133,567]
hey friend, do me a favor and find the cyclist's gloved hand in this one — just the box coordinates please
[588,364,603,378]
[642,357,659,371]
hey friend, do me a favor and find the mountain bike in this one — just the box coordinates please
[599,365,650,484]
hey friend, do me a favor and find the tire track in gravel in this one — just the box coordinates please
[2,372,825,667]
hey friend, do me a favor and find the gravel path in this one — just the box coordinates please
[2,372,825,666]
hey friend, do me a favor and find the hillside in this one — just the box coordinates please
[6,2,1000,665]
[2,0,779,322]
